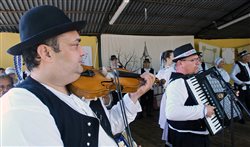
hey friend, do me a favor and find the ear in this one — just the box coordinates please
[177,60,184,67]
[37,44,53,62]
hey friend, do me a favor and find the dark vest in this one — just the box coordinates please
[201,62,206,71]
[17,76,111,147]
[141,68,154,74]
[234,61,250,89]
[235,61,250,82]
[167,73,206,131]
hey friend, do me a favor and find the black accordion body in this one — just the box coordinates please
[186,67,242,135]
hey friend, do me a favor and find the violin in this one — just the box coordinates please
[68,65,164,99]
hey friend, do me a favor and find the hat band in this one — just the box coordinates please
[215,58,223,66]
[240,52,249,57]
[174,48,197,60]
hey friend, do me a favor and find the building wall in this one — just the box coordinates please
[0,32,98,69]
[194,38,250,73]
[0,33,20,68]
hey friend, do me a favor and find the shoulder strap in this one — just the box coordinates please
[90,99,113,137]
[201,62,206,71]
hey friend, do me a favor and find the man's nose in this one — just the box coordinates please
[79,46,85,56]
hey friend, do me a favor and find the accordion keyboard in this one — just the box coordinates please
[185,67,242,135]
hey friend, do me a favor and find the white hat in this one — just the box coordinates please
[214,57,223,66]
[5,67,16,75]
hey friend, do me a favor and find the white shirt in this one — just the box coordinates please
[230,61,250,85]
[156,65,175,88]
[0,85,141,146]
[156,65,175,129]
[138,68,155,75]
[216,67,230,83]
[165,78,208,135]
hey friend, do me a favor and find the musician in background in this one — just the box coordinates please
[137,58,155,118]
[214,57,230,83]
[156,50,175,147]
[166,43,215,147]
[230,50,250,112]
[110,55,124,69]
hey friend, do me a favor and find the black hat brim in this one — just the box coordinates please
[7,21,86,55]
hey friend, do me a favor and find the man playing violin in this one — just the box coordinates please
[0,5,155,146]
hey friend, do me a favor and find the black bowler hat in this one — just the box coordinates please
[143,58,151,63]
[7,5,86,55]
[173,43,201,62]
[110,55,118,60]
[238,50,250,58]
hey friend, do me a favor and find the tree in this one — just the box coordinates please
[116,49,140,72]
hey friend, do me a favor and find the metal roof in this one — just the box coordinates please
[1,0,250,39]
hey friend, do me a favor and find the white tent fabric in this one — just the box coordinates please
[101,34,194,72]
[222,48,235,64]
[81,46,93,66]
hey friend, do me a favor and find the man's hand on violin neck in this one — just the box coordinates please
[129,73,155,103]
[140,72,155,88]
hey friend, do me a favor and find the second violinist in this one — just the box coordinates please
[1,5,155,146]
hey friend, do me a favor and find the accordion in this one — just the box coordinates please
[186,67,242,135]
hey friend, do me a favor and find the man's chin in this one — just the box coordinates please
[193,69,199,74]
[71,74,81,83]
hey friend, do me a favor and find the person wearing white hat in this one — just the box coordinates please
[0,5,155,146]
[5,67,18,85]
[230,50,250,112]
[5,67,16,75]
[214,57,230,83]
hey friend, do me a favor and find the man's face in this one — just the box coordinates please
[0,78,13,96]
[111,59,118,66]
[0,70,4,74]
[242,54,250,63]
[143,62,150,68]
[218,60,225,68]
[8,73,16,79]
[51,31,84,83]
[179,55,201,74]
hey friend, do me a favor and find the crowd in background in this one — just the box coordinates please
[0,67,16,97]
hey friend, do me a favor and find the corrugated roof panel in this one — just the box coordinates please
[0,0,249,38]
